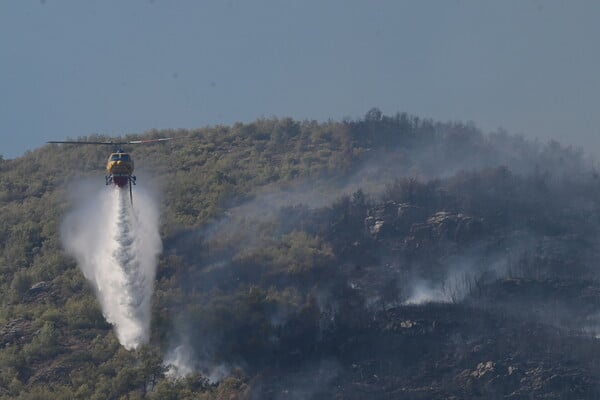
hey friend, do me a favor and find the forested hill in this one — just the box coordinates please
[2,110,600,399]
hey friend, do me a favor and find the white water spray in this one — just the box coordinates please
[61,185,162,350]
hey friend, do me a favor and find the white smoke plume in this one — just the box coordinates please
[61,184,162,350]
[164,341,231,383]
[164,343,196,379]
[403,280,452,305]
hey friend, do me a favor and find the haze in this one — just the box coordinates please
[2,0,599,159]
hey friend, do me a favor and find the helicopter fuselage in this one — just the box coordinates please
[106,150,135,188]
[46,137,174,205]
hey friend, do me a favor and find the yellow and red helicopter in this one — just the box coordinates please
[47,138,173,204]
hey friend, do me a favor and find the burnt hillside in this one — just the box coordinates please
[1,110,600,399]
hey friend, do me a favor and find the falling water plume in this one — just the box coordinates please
[61,185,162,350]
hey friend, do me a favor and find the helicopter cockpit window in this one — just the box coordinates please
[111,154,119,161]
[121,154,130,162]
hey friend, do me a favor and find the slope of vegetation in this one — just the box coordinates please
[1,109,600,399]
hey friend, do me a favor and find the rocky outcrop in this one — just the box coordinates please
[366,203,482,247]
[365,201,428,238]
[0,318,31,346]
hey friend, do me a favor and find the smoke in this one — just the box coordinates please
[164,340,231,383]
[403,280,452,305]
[61,184,162,350]
[164,342,195,378]
[402,231,537,306]
[159,122,600,387]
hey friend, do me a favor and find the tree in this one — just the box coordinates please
[365,107,383,122]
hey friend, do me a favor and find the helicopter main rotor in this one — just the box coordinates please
[47,137,175,206]
[47,137,174,146]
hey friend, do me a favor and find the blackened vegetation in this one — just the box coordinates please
[160,113,600,399]
[168,174,600,398]
[2,110,600,398]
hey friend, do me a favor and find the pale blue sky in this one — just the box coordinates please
[2,0,600,158]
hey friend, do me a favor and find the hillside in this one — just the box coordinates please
[2,110,600,399]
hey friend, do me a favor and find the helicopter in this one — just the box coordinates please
[46,138,173,204]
